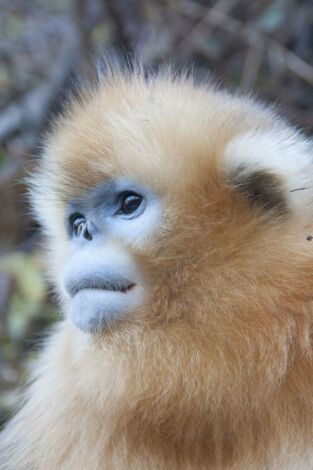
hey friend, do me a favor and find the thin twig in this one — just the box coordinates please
[241,38,263,90]
[104,0,145,52]
[0,45,76,145]
[176,0,240,51]
[173,0,313,87]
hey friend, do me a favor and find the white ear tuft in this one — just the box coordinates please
[223,129,313,215]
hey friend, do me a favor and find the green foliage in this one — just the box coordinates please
[0,252,57,426]
[0,253,46,338]
[0,150,6,168]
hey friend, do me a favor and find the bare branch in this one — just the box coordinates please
[104,0,145,53]
[72,0,93,79]
[0,45,76,145]
[241,40,263,90]
[173,0,313,87]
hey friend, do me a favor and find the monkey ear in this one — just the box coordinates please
[223,129,313,216]
[229,167,287,213]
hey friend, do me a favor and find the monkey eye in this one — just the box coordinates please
[115,192,144,217]
[69,213,88,239]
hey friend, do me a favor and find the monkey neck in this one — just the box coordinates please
[3,312,313,470]
[62,314,313,467]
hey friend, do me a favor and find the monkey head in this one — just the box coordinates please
[30,70,313,338]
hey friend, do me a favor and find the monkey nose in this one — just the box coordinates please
[83,221,98,241]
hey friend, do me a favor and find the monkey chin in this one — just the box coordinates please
[69,285,145,333]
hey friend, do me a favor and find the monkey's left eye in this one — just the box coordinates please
[115,192,144,218]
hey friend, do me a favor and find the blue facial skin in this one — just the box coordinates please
[69,287,141,333]
[63,256,139,333]
[65,179,148,239]
[62,179,160,333]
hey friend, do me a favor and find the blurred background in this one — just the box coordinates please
[0,0,312,427]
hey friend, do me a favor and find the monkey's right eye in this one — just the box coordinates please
[69,213,87,239]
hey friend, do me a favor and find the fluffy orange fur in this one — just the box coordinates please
[1,67,313,469]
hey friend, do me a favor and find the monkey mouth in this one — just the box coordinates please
[67,282,145,333]
[65,278,136,298]
[63,268,145,333]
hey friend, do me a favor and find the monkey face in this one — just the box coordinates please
[30,70,313,336]
[60,179,162,332]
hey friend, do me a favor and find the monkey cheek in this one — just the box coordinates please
[69,288,144,333]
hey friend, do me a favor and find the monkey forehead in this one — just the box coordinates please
[39,74,275,201]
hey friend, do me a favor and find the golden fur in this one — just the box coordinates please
[1,67,313,469]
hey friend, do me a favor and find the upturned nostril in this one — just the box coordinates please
[82,220,100,241]
[83,223,92,241]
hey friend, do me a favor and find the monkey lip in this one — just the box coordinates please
[65,278,136,298]
[68,284,145,333]
[63,269,145,332]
